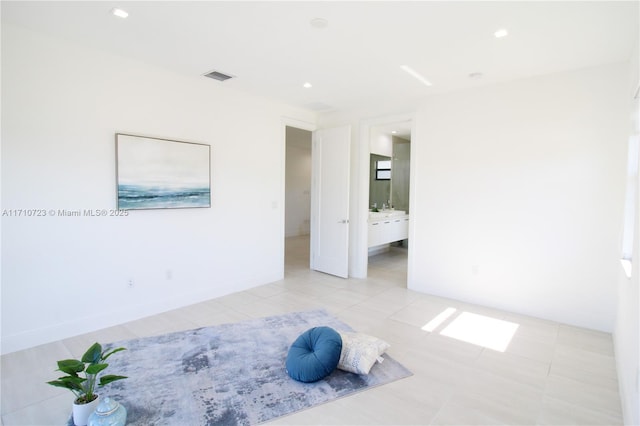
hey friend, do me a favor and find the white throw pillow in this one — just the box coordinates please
[337,331,390,375]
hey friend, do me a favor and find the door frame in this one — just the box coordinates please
[355,113,416,279]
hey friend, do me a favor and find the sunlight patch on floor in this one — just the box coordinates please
[421,307,457,332]
[439,311,519,352]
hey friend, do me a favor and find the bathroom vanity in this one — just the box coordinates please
[368,210,409,247]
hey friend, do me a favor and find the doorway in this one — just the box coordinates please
[358,115,414,285]
[283,122,351,279]
[284,126,312,274]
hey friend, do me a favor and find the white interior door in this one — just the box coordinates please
[310,125,351,278]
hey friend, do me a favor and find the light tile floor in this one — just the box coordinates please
[1,236,622,425]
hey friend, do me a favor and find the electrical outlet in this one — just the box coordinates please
[127,279,134,288]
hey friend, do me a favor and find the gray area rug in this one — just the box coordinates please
[95,309,412,425]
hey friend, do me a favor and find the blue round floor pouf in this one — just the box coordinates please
[285,326,343,383]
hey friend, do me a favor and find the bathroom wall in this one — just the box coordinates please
[370,128,393,157]
[392,136,410,212]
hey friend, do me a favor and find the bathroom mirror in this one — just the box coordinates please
[369,154,391,210]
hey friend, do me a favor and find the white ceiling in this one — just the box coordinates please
[3,1,638,113]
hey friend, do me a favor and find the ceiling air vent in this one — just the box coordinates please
[203,70,234,82]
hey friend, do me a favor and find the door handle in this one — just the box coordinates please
[338,219,349,224]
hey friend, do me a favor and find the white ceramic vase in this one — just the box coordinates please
[72,395,100,426]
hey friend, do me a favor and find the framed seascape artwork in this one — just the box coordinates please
[115,134,211,210]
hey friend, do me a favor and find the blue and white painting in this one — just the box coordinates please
[116,134,211,210]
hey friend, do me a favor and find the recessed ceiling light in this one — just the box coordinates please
[494,28,508,38]
[400,65,432,87]
[469,72,483,80]
[391,131,397,134]
[310,18,328,29]
[303,82,312,88]
[111,8,128,18]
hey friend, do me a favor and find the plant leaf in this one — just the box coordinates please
[57,359,84,375]
[99,375,128,386]
[58,376,85,386]
[47,377,84,392]
[85,363,108,375]
[101,347,126,361]
[81,343,102,364]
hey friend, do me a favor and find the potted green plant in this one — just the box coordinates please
[47,342,127,426]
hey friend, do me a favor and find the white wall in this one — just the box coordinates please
[285,127,312,237]
[613,43,640,425]
[411,63,628,332]
[1,24,316,354]
[320,63,629,333]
